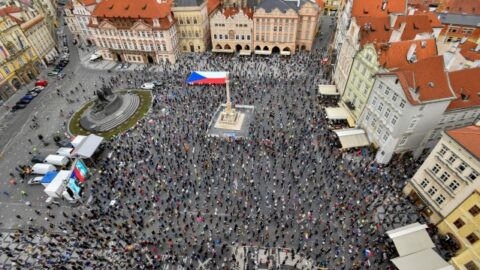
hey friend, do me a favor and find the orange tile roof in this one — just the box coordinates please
[356,16,392,46]
[78,0,97,6]
[351,0,406,17]
[459,40,480,61]
[377,39,438,69]
[468,28,480,43]
[437,0,480,15]
[407,0,441,12]
[0,6,24,24]
[414,10,443,27]
[65,0,73,9]
[393,15,434,40]
[316,0,325,9]
[207,0,220,15]
[92,0,173,19]
[222,7,253,19]
[446,67,480,111]
[394,56,455,104]
[446,125,480,159]
[21,15,44,31]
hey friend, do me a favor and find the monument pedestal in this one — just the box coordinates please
[214,109,245,131]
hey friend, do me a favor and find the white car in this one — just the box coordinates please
[141,83,155,90]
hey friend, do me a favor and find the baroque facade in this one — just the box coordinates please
[210,7,254,54]
[89,0,179,64]
[172,0,211,53]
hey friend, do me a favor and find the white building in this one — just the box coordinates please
[357,56,457,164]
[404,125,480,224]
[89,0,179,64]
[420,67,480,150]
[210,7,254,54]
[72,0,98,45]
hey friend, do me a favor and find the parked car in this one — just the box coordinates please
[11,103,27,111]
[141,83,155,90]
[35,80,48,87]
[48,70,60,76]
[18,98,31,104]
[28,176,44,185]
[56,139,73,148]
[27,91,38,97]
[22,95,34,101]
[31,86,44,93]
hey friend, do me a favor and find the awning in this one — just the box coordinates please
[386,223,435,257]
[280,51,291,55]
[391,249,454,270]
[318,85,339,96]
[239,50,251,55]
[72,134,104,158]
[333,128,370,149]
[325,107,349,120]
[255,50,272,55]
[56,147,73,157]
[212,48,234,53]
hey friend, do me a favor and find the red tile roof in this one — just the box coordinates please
[407,0,441,12]
[377,39,438,69]
[352,0,406,17]
[393,15,434,40]
[207,0,220,15]
[92,0,173,19]
[394,56,455,104]
[446,67,480,111]
[446,125,480,159]
[414,10,443,28]
[0,6,24,24]
[437,0,480,15]
[356,16,392,46]
[315,0,325,9]
[21,15,44,31]
[78,0,97,6]
[223,7,253,19]
[459,40,480,61]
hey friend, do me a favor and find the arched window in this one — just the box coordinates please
[193,18,197,24]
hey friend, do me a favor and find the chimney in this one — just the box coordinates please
[381,0,387,11]
[389,14,397,27]
[421,40,426,48]
[406,43,417,63]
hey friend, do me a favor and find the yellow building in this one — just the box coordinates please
[172,0,211,53]
[0,7,41,101]
[438,189,480,270]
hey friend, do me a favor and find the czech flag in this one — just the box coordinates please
[187,71,228,85]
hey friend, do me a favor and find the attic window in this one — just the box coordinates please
[108,4,114,9]
[142,4,147,10]
[461,93,470,101]
[428,82,435,88]
[363,9,368,14]
[125,5,129,10]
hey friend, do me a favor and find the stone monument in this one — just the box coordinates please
[214,73,245,130]
[79,86,140,132]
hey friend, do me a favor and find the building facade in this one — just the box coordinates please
[437,13,480,44]
[420,67,480,150]
[21,14,58,65]
[89,0,179,64]
[72,0,98,45]
[210,7,253,54]
[0,12,41,101]
[252,0,319,55]
[64,1,83,40]
[357,56,457,164]
[172,0,210,53]
[437,189,480,270]
[340,39,437,122]
[403,125,480,225]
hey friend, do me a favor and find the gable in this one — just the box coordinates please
[131,20,151,30]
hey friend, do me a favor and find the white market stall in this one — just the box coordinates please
[71,134,104,159]
[44,170,70,198]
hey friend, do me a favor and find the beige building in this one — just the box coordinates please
[210,7,254,54]
[89,0,179,64]
[172,0,212,53]
[21,14,58,65]
[252,0,319,55]
[404,125,480,225]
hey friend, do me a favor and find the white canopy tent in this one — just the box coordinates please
[71,135,87,148]
[318,85,339,96]
[333,128,370,149]
[387,223,454,270]
[391,249,454,270]
[72,134,104,159]
[325,107,349,120]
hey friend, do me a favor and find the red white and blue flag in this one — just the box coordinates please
[187,71,227,85]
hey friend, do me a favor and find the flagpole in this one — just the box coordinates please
[225,72,232,114]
